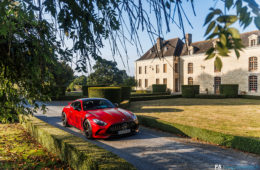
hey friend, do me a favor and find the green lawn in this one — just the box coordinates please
[129,98,260,139]
[0,124,72,169]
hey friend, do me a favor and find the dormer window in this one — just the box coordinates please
[188,46,193,55]
[248,34,258,47]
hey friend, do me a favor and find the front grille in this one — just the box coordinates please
[107,121,137,134]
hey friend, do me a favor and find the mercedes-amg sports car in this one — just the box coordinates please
[61,98,139,139]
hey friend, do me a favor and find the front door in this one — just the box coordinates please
[214,77,221,94]
[175,78,179,92]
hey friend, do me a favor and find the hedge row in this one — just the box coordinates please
[82,85,107,96]
[152,84,167,93]
[88,87,122,104]
[195,94,226,99]
[220,84,239,98]
[181,85,200,98]
[137,115,260,155]
[19,115,135,170]
[131,92,169,97]
[130,95,181,102]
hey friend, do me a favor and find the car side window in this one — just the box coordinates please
[72,101,81,111]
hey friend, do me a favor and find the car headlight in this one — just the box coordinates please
[93,119,107,126]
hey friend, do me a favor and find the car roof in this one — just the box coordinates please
[79,98,108,102]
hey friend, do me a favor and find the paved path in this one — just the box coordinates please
[35,101,260,170]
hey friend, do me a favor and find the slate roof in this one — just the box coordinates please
[136,38,184,61]
[136,30,260,61]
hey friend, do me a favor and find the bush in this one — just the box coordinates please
[220,84,239,98]
[88,87,121,104]
[131,92,169,97]
[152,84,167,93]
[195,94,226,99]
[82,85,107,97]
[42,85,66,97]
[135,90,151,94]
[131,95,181,101]
[120,86,131,101]
[181,85,200,98]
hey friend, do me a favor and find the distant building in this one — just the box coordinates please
[135,30,260,95]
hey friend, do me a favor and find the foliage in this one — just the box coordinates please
[123,77,137,87]
[152,84,167,93]
[87,59,128,86]
[131,95,180,102]
[120,86,131,101]
[220,84,239,98]
[204,0,260,70]
[137,115,260,155]
[82,85,106,97]
[0,124,71,169]
[20,115,135,169]
[195,94,226,99]
[68,75,87,91]
[88,87,121,104]
[181,85,200,98]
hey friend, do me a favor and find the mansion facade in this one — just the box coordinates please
[135,30,260,95]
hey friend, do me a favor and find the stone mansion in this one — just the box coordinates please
[135,30,260,95]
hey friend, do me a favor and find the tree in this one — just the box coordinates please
[1,0,260,122]
[87,59,128,86]
[68,75,87,91]
[123,77,137,87]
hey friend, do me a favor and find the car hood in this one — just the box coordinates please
[87,108,133,123]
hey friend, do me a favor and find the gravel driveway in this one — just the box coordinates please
[35,101,260,170]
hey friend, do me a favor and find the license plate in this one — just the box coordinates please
[118,129,131,135]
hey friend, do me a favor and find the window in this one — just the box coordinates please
[251,39,256,46]
[249,57,257,71]
[249,75,257,92]
[145,79,148,87]
[138,79,142,87]
[163,64,167,73]
[175,78,179,92]
[145,66,147,74]
[156,65,159,73]
[188,77,193,85]
[83,99,115,110]
[175,63,178,73]
[72,101,81,111]
[139,66,142,74]
[163,78,167,85]
[188,63,193,74]
[156,79,160,84]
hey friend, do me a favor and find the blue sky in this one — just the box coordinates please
[78,0,259,77]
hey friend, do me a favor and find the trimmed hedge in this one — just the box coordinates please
[131,92,169,97]
[131,95,181,102]
[152,84,167,93]
[240,95,260,100]
[195,94,226,99]
[19,115,135,170]
[220,84,239,98]
[121,86,131,101]
[88,87,121,104]
[135,90,152,94]
[82,85,107,96]
[137,115,260,155]
[181,85,200,98]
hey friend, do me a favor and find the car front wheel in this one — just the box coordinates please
[83,119,93,139]
[62,112,69,127]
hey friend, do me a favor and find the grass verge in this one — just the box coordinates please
[19,115,135,170]
[137,115,260,155]
[0,123,72,169]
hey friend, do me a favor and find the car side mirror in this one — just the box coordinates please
[114,103,119,107]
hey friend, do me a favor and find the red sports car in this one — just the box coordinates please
[61,98,139,139]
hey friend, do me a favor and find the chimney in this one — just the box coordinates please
[157,37,163,51]
[185,33,192,46]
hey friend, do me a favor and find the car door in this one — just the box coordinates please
[71,101,83,129]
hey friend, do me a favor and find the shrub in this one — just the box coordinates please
[88,87,121,104]
[131,95,181,101]
[82,85,107,97]
[120,86,131,101]
[152,84,166,93]
[195,94,226,99]
[135,90,151,94]
[220,84,239,98]
[181,85,200,98]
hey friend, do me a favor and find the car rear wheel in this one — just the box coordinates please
[83,120,93,139]
[62,112,69,127]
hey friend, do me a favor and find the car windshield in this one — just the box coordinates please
[83,99,115,111]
